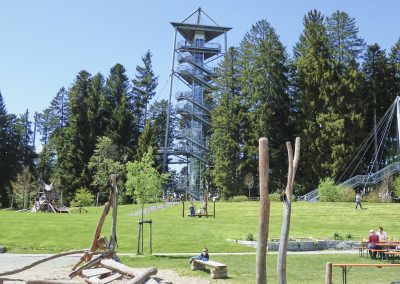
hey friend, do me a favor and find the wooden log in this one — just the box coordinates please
[88,202,111,258]
[127,268,157,284]
[0,250,85,277]
[256,138,270,284]
[26,281,82,284]
[81,267,112,278]
[86,273,123,284]
[325,262,332,284]
[109,175,118,255]
[277,138,300,284]
[100,259,136,277]
[191,261,205,271]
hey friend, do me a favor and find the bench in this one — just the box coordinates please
[367,249,387,260]
[330,263,400,284]
[190,259,228,279]
[384,251,400,263]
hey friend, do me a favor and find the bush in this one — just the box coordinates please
[337,186,355,202]
[71,188,94,207]
[230,195,248,202]
[364,190,381,203]
[269,192,281,202]
[318,178,339,202]
[246,233,255,241]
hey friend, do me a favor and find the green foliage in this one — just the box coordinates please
[337,186,355,202]
[364,190,381,203]
[269,192,282,202]
[87,136,125,193]
[125,147,169,216]
[229,195,249,202]
[10,166,36,209]
[318,178,339,202]
[392,175,400,198]
[71,187,94,207]
[246,233,255,241]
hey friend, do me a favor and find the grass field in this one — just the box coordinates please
[1,201,400,283]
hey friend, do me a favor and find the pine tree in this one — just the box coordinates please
[0,92,12,206]
[326,10,365,64]
[105,64,135,155]
[293,10,334,189]
[210,47,244,197]
[132,50,158,130]
[239,19,292,192]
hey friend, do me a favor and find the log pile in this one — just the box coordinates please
[69,175,157,283]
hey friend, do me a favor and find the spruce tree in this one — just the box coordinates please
[239,19,292,192]
[132,50,158,130]
[210,47,244,197]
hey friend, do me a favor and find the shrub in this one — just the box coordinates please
[230,195,248,202]
[318,178,339,202]
[337,186,355,202]
[71,188,94,207]
[393,175,400,199]
[246,233,255,241]
[269,192,281,202]
[364,190,381,203]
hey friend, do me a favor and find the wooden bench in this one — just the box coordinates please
[330,263,400,284]
[191,259,228,279]
[367,249,387,260]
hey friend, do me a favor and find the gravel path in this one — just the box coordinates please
[0,253,209,284]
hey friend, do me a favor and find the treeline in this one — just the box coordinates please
[209,10,400,197]
[1,10,400,207]
[0,51,171,207]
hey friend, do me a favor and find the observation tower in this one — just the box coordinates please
[163,8,231,199]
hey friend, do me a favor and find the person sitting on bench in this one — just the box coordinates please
[189,203,195,217]
[189,248,209,263]
[368,229,380,259]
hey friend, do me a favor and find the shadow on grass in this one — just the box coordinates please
[153,255,189,260]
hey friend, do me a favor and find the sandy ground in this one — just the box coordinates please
[0,253,211,284]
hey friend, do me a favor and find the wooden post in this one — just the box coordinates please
[213,200,215,219]
[137,221,142,254]
[277,138,300,284]
[182,199,185,218]
[150,220,153,255]
[256,138,270,284]
[110,175,118,257]
[325,262,332,284]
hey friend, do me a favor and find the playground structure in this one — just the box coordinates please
[31,181,70,213]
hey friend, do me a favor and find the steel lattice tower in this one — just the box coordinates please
[162,8,231,199]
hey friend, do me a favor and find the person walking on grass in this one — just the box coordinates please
[355,192,363,209]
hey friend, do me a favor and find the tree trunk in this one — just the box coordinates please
[256,138,270,284]
[277,138,300,284]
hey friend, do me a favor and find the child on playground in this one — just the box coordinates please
[189,248,209,263]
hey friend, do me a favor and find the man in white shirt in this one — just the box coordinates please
[377,226,388,241]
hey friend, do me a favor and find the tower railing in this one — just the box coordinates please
[177,40,221,52]
[176,104,211,125]
[176,91,211,112]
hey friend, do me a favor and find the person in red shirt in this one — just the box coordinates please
[368,229,380,259]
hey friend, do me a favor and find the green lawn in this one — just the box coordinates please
[121,253,400,284]
[1,201,400,253]
[1,201,400,283]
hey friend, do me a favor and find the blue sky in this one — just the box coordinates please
[0,0,399,117]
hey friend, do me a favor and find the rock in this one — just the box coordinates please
[0,246,6,253]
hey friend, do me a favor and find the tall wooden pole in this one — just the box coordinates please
[256,138,270,284]
[110,175,118,257]
[277,138,300,284]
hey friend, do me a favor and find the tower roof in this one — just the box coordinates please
[170,22,231,42]
[170,7,231,42]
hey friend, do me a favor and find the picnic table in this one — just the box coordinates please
[332,263,400,284]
